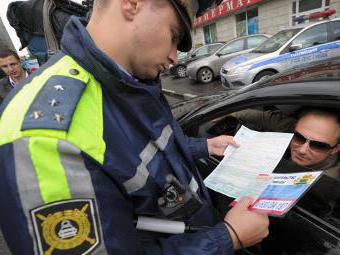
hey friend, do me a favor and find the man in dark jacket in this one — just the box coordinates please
[0,1,269,254]
[0,49,28,103]
[229,108,339,178]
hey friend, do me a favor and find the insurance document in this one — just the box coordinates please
[204,125,294,198]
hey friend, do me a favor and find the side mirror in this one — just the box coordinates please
[289,43,303,52]
[216,53,222,57]
[190,53,196,58]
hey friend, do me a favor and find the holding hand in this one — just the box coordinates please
[207,135,239,156]
[224,197,269,250]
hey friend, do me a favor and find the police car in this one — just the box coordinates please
[220,18,340,89]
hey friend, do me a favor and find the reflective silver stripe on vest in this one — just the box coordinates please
[57,140,108,255]
[13,138,43,254]
[189,177,199,193]
[124,125,173,194]
[155,124,173,151]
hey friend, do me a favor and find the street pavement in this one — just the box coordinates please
[161,74,229,105]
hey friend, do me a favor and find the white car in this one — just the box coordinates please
[186,34,270,84]
[220,18,340,89]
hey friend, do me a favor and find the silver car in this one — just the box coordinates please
[221,18,340,89]
[186,34,270,84]
[169,43,224,78]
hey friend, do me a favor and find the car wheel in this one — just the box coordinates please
[197,67,214,83]
[253,70,277,83]
[176,65,187,78]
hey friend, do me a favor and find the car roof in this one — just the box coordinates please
[221,34,271,45]
[278,17,340,31]
[177,80,340,127]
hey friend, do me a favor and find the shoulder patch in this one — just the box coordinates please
[22,75,86,131]
[30,199,100,255]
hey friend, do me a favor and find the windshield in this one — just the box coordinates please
[192,44,222,57]
[177,51,188,61]
[252,28,302,53]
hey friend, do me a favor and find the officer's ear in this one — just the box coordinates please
[121,0,141,21]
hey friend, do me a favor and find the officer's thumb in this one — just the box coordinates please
[236,196,254,210]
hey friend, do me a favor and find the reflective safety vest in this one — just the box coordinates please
[0,54,109,254]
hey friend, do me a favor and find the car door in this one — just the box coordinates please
[212,39,245,73]
[281,22,332,70]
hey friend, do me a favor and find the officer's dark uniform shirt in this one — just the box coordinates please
[0,17,233,255]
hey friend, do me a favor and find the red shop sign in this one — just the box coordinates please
[194,0,264,27]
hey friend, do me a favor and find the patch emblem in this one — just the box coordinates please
[31,199,100,255]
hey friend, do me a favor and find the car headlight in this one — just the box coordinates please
[220,67,228,74]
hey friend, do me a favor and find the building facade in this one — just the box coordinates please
[192,0,340,47]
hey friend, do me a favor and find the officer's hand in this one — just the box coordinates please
[207,135,239,156]
[224,197,269,250]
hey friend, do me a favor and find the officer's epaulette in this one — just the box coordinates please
[22,71,86,131]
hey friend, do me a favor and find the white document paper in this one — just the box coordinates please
[204,125,294,198]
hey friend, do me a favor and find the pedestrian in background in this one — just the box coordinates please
[0,49,29,103]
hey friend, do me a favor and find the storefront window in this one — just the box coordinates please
[292,0,330,25]
[236,8,259,37]
[203,23,217,44]
[298,0,322,12]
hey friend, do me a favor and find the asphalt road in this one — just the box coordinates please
[161,74,229,105]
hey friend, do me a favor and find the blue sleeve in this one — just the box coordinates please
[144,222,234,255]
[187,137,209,160]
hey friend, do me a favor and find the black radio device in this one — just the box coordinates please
[158,175,203,220]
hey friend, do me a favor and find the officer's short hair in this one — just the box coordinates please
[0,49,20,61]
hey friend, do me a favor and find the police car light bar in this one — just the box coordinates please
[293,9,336,23]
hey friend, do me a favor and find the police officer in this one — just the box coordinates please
[0,0,269,254]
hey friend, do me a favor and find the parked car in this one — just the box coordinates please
[220,18,340,89]
[172,58,340,255]
[186,34,270,84]
[169,43,225,78]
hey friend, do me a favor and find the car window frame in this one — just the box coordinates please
[330,20,340,42]
[255,28,302,54]
[193,45,210,56]
[281,22,330,54]
[207,43,223,54]
[217,38,246,56]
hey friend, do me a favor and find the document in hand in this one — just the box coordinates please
[231,171,322,216]
[204,125,322,216]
